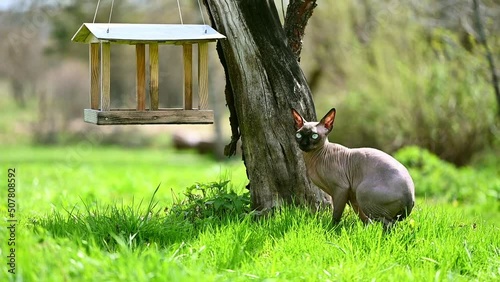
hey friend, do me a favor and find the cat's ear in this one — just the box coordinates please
[319,108,336,131]
[291,108,304,130]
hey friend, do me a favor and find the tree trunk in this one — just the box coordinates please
[205,0,331,212]
[10,78,27,108]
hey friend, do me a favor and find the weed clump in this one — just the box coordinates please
[168,180,251,225]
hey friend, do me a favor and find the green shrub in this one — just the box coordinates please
[395,146,500,206]
[329,37,497,166]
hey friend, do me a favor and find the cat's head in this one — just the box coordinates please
[291,108,336,152]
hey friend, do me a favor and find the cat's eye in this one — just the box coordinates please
[311,133,319,140]
[295,133,302,139]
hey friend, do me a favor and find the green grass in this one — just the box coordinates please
[0,145,248,216]
[1,146,499,281]
[5,202,500,281]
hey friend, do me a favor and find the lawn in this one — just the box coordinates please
[1,145,499,281]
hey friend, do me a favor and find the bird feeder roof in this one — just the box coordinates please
[72,23,225,44]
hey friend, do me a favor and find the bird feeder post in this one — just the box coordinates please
[101,42,111,111]
[198,42,209,110]
[183,44,193,110]
[136,43,146,111]
[149,43,159,111]
[89,43,100,110]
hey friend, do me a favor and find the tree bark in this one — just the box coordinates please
[205,0,330,212]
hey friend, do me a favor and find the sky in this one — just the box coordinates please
[0,0,15,10]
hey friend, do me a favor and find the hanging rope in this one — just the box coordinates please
[107,0,115,33]
[93,0,207,31]
[176,0,184,24]
[93,0,115,33]
[92,0,101,23]
[197,0,206,25]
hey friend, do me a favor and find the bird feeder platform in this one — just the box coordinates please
[71,23,225,125]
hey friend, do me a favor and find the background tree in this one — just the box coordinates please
[0,1,47,108]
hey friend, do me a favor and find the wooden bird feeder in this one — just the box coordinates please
[71,23,225,125]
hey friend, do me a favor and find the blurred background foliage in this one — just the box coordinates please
[0,0,498,166]
[301,0,499,166]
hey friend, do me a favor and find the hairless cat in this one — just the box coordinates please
[292,108,415,230]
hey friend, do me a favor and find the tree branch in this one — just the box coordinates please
[284,0,317,61]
